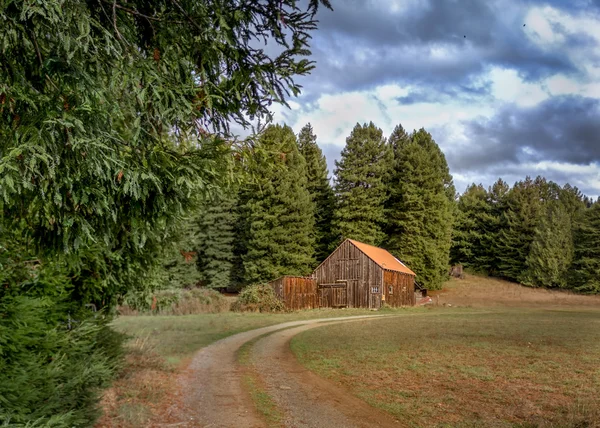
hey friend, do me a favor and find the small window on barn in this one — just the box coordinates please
[371,286,379,293]
[388,285,393,294]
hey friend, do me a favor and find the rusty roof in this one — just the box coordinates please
[348,239,416,276]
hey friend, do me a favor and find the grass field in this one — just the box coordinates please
[291,308,600,427]
[99,275,600,427]
[98,308,384,426]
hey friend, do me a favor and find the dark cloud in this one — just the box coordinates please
[296,0,582,99]
[445,95,600,172]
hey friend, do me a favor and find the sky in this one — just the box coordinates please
[268,0,600,197]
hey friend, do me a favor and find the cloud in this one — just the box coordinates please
[269,0,600,198]
[296,0,578,100]
[449,96,600,170]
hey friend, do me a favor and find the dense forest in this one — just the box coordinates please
[171,123,600,296]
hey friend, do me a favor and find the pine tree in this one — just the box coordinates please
[333,122,390,246]
[385,127,455,290]
[297,123,335,263]
[238,124,315,284]
[522,202,574,288]
[450,183,489,268]
[195,193,237,289]
[570,201,600,293]
[497,176,554,281]
[477,179,510,275]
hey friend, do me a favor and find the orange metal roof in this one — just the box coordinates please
[348,239,416,276]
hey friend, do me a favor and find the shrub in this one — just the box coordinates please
[0,246,124,427]
[231,284,286,312]
[118,288,229,315]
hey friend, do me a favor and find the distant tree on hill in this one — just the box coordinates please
[522,201,574,288]
[333,122,390,246]
[238,124,315,284]
[570,201,600,293]
[496,176,553,281]
[385,126,455,290]
[297,123,336,263]
[450,183,489,268]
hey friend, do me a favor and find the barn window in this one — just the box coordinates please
[388,285,393,294]
[371,286,379,293]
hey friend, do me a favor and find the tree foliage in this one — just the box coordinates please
[333,122,390,246]
[522,202,574,288]
[196,192,237,289]
[570,201,600,293]
[238,124,315,284]
[0,0,331,424]
[385,127,455,290]
[297,123,335,263]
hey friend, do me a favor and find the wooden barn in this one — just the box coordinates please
[314,239,416,309]
[269,239,417,310]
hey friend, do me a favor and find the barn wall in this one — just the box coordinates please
[313,241,383,309]
[269,276,317,310]
[383,270,416,307]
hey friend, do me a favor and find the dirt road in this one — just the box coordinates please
[165,315,401,428]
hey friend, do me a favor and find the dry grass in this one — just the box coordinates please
[292,307,600,427]
[96,336,180,427]
[431,274,600,309]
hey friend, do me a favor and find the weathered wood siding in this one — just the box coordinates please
[270,276,317,310]
[383,270,416,307]
[313,240,383,309]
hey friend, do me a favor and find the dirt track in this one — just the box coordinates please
[164,315,400,427]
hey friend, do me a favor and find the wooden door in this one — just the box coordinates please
[370,292,382,309]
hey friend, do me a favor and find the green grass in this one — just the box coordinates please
[291,307,600,428]
[112,308,391,366]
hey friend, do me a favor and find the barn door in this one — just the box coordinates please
[370,292,382,309]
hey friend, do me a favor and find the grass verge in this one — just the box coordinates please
[291,307,600,428]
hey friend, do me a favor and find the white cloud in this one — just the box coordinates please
[488,67,549,107]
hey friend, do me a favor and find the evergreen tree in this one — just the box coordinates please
[297,123,336,263]
[478,179,510,275]
[450,183,489,268]
[238,124,315,284]
[333,122,390,246]
[570,201,600,293]
[195,193,237,289]
[385,127,455,290]
[497,176,554,281]
[522,202,574,288]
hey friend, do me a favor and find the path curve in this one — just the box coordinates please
[163,315,397,427]
[251,320,404,428]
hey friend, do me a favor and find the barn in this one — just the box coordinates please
[269,239,418,310]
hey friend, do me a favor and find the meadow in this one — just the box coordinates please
[98,275,600,427]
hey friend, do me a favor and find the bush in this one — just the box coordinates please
[231,284,286,312]
[0,246,124,427]
[118,287,229,315]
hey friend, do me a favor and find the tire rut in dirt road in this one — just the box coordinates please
[165,315,388,427]
[250,319,404,428]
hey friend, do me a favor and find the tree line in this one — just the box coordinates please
[175,123,600,296]
[172,121,455,292]
[451,177,600,293]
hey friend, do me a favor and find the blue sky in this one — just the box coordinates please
[269,0,600,197]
